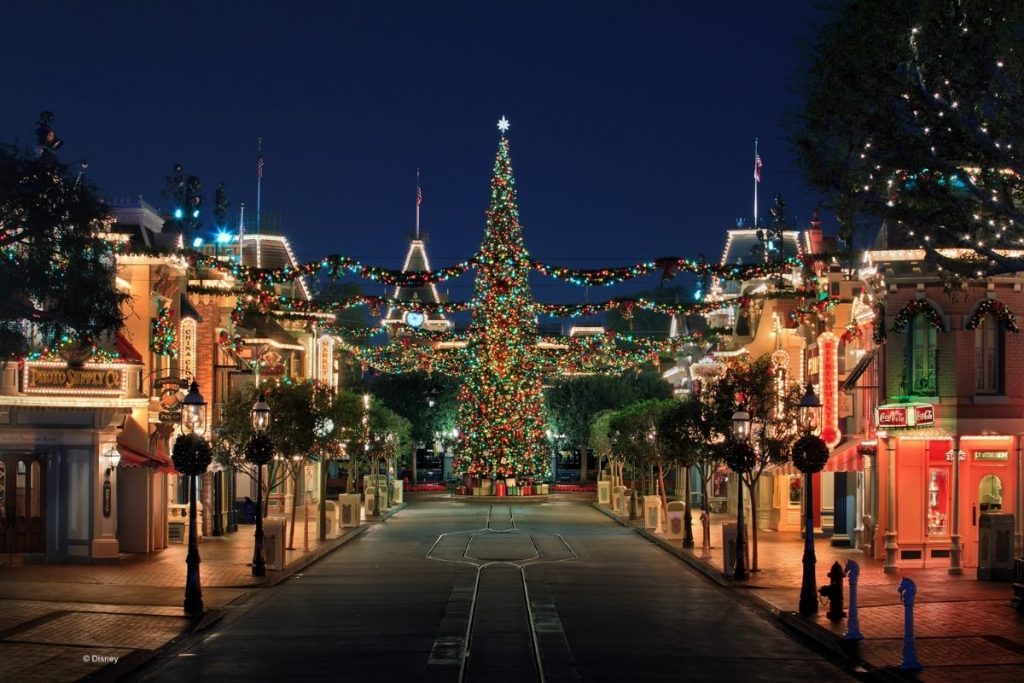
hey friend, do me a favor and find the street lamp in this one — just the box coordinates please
[172,381,212,616]
[730,408,754,580]
[246,392,274,577]
[315,417,334,542]
[794,383,830,616]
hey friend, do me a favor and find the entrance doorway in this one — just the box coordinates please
[0,453,47,553]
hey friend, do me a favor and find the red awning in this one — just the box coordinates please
[114,332,144,363]
[824,438,863,473]
[117,441,175,473]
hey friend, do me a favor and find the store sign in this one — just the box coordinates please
[875,402,935,429]
[974,451,1008,461]
[155,377,189,423]
[817,333,841,447]
[23,362,125,395]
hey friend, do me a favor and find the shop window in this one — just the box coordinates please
[979,474,1003,512]
[906,315,937,395]
[926,468,948,536]
[788,475,802,505]
[30,461,41,517]
[974,315,1002,394]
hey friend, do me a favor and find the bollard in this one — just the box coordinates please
[897,577,923,671]
[700,511,711,559]
[843,560,863,640]
[818,561,846,621]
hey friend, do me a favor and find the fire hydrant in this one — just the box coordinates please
[818,561,846,621]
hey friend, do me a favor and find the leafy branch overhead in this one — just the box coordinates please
[795,0,1024,278]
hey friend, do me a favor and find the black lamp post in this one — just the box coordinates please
[794,383,830,616]
[173,381,212,617]
[246,392,273,577]
[729,408,753,580]
[315,417,334,542]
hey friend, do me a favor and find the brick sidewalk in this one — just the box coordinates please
[0,503,398,681]
[595,503,1024,680]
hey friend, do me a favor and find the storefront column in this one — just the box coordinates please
[881,434,899,573]
[948,435,963,575]
[1016,434,1023,558]
[864,450,877,557]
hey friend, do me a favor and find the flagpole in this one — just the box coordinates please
[415,168,421,240]
[238,202,245,265]
[256,137,263,233]
[753,138,759,227]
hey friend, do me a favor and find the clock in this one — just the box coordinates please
[404,311,425,329]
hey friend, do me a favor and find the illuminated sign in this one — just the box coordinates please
[818,332,841,447]
[875,402,935,429]
[974,451,1008,461]
[23,362,126,396]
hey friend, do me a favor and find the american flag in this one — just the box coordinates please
[256,153,264,179]
[754,154,763,183]
[416,184,422,207]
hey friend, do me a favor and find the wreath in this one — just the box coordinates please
[891,299,944,334]
[965,299,1020,333]
[172,433,213,475]
[245,431,275,466]
[725,441,756,474]
[791,435,830,474]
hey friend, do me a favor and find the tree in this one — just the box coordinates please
[795,0,1024,280]
[704,355,802,571]
[367,371,457,483]
[545,371,672,482]
[658,397,705,543]
[609,399,675,518]
[1,133,127,359]
[456,136,549,480]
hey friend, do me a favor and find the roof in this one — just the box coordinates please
[720,229,803,266]
[237,311,304,350]
[382,239,451,328]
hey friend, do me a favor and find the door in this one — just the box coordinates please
[962,461,1013,568]
[0,453,47,553]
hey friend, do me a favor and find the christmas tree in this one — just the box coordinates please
[455,126,550,480]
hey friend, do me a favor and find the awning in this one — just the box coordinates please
[114,332,144,363]
[117,441,175,473]
[180,294,203,322]
[824,438,863,473]
[762,460,800,476]
[840,349,877,392]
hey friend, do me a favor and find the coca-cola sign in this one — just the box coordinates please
[876,406,908,428]
[875,402,935,429]
[913,404,934,426]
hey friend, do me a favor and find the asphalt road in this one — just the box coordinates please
[131,498,855,682]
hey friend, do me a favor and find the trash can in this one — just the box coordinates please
[643,495,662,531]
[597,480,611,506]
[392,479,404,505]
[978,513,1015,580]
[722,523,737,578]
[364,490,376,517]
[666,501,686,540]
[338,494,361,528]
[324,500,339,539]
[612,486,627,515]
[264,516,288,571]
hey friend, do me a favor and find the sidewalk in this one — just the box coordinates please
[0,502,403,682]
[594,502,1024,681]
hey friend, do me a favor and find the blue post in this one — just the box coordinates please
[843,560,863,640]
[897,577,923,671]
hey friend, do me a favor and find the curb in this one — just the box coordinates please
[590,502,889,679]
[83,502,407,682]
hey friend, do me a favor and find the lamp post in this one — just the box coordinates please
[173,381,212,616]
[315,417,334,542]
[794,383,830,616]
[730,408,753,580]
[246,392,273,577]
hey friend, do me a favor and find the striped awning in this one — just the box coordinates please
[118,441,175,473]
[823,438,863,473]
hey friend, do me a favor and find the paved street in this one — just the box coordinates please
[130,498,853,682]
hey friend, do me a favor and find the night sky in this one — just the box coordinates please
[3,0,828,304]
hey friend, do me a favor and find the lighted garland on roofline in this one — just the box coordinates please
[965,299,1021,333]
[786,297,841,324]
[151,305,178,356]
[891,299,946,333]
[22,333,124,364]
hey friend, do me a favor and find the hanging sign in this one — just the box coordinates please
[817,332,841,447]
[875,402,935,428]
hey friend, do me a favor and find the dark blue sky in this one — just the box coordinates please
[3,0,829,302]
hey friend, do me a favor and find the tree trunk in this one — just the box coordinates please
[411,445,418,485]
[656,462,669,517]
[579,441,588,484]
[346,456,355,493]
[287,467,299,549]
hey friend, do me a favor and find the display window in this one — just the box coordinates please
[926,467,949,536]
